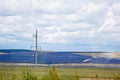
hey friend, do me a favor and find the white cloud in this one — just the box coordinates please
[90,7,120,43]
[41,14,61,21]
[0,0,31,15]
[64,2,108,25]
[32,0,63,13]
[0,37,18,43]
[0,15,22,24]
[112,3,120,16]
[0,0,120,51]
[39,24,93,44]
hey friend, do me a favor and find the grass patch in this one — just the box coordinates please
[0,66,119,80]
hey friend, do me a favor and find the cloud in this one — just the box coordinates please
[112,3,120,16]
[0,0,120,51]
[0,0,32,15]
[32,0,63,13]
[93,7,120,43]
[0,15,22,24]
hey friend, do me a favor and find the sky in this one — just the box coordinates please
[0,0,120,52]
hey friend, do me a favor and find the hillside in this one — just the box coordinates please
[0,49,120,67]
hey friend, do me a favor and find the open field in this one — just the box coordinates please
[0,67,120,80]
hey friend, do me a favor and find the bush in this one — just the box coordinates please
[113,72,120,80]
[95,74,99,80]
[12,74,16,80]
[41,65,61,80]
[73,73,79,80]
[22,69,38,80]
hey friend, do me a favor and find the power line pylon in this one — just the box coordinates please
[31,29,41,67]
[35,29,38,66]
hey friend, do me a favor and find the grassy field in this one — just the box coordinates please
[0,66,120,80]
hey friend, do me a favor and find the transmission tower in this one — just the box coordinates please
[35,29,38,66]
[32,29,41,67]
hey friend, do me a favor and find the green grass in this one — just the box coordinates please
[0,67,120,80]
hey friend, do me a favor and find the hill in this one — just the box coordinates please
[0,49,120,67]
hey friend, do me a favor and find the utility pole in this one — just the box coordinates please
[31,29,41,67]
[35,29,38,66]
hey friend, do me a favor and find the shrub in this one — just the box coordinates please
[12,74,16,80]
[22,69,38,80]
[41,65,61,80]
[113,72,120,80]
[73,73,79,80]
[95,74,99,80]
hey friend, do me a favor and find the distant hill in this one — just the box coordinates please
[0,49,33,53]
[0,49,120,67]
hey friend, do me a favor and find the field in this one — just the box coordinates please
[0,66,120,80]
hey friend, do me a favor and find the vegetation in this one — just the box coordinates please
[22,69,38,80]
[0,66,119,80]
[41,65,61,80]
[113,72,120,80]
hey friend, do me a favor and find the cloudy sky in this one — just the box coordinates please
[0,0,120,52]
